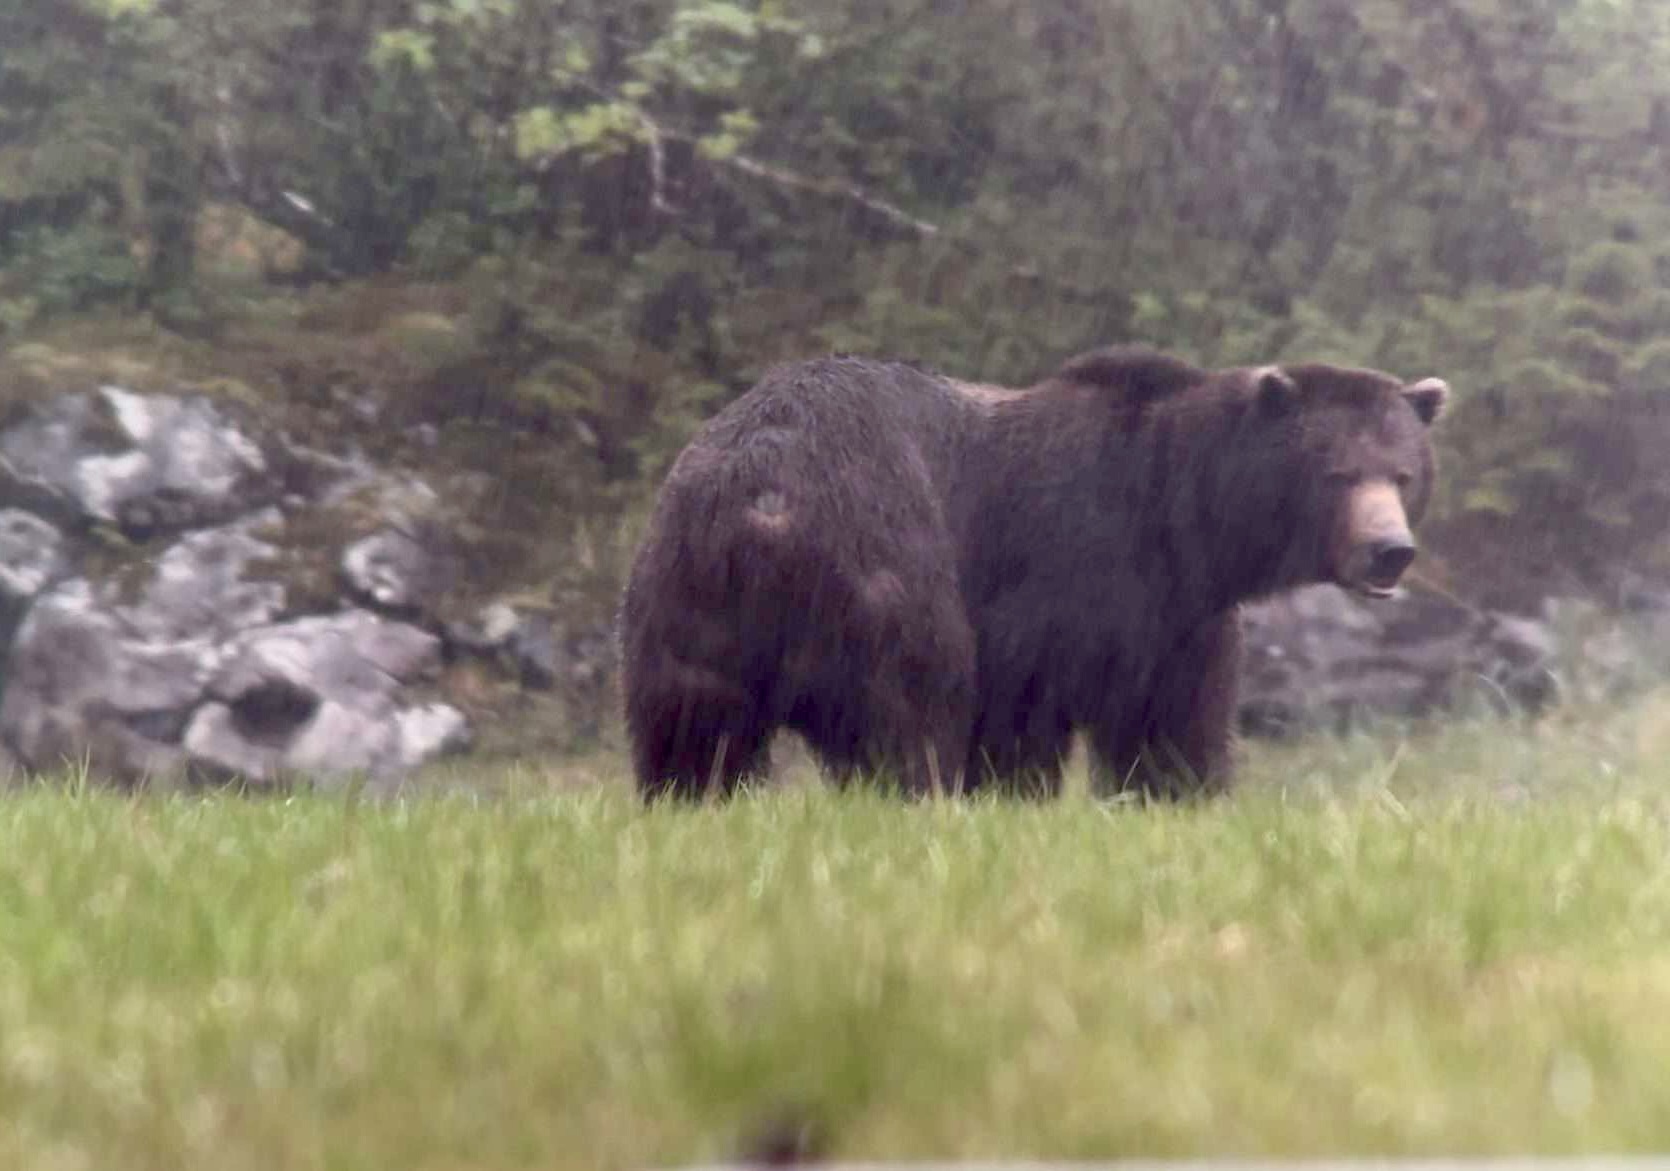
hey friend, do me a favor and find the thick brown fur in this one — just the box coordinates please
[618,344,1448,801]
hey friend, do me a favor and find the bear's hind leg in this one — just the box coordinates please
[627,657,772,801]
[792,578,975,799]
[872,580,977,798]
[808,696,970,798]
[874,696,973,798]
[964,688,1072,799]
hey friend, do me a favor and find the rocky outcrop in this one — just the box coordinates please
[333,473,459,617]
[445,601,602,693]
[1238,584,1563,738]
[1537,579,1670,704]
[0,507,67,643]
[181,610,467,785]
[0,385,493,788]
[0,386,277,536]
[1242,574,1670,738]
[1237,576,1670,740]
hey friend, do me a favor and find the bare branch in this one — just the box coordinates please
[212,80,243,189]
[623,109,1124,307]
[717,151,940,239]
[1414,0,1523,154]
[624,102,935,236]
[638,114,677,217]
[1104,6,1292,304]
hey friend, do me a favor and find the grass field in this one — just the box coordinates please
[5,695,1670,1169]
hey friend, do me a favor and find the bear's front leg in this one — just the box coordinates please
[1091,611,1242,800]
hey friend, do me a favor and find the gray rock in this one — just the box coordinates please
[0,382,475,788]
[183,610,462,787]
[179,703,285,784]
[322,469,461,621]
[448,598,608,689]
[0,386,274,537]
[446,601,521,653]
[282,699,395,778]
[1238,584,1560,738]
[1618,570,1670,616]
[443,599,608,699]
[342,527,444,613]
[318,464,439,516]
[395,703,473,766]
[0,581,205,783]
[205,611,440,699]
[510,609,560,690]
[0,509,67,605]
[123,511,288,642]
[1538,592,1670,703]
[0,522,465,788]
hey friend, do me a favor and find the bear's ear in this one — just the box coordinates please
[1252,365,1298,415]
[1402,377,1449,426]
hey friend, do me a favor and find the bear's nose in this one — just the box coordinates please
[1368,538,1416,584]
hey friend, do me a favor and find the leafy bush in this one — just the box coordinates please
[0,223,141,326]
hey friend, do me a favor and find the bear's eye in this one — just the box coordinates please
[1394,471,1413,490]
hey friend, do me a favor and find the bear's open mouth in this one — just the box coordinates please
[1336,541,1415,600]
[1336,570,1404,600]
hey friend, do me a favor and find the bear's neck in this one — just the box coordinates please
[962,390,1311,624]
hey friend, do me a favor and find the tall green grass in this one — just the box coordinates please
[3,694,1670,1169]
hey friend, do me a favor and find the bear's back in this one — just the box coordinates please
[686,354,989,478]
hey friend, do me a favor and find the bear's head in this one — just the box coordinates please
[1244,362,1448,600]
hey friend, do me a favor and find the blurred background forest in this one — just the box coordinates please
[4,0,1670,614]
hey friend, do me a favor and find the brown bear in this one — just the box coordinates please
[618,344,1448,801]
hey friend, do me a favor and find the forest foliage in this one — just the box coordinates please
[4,0,1670,606]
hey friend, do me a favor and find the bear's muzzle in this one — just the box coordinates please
[1335,479,1416,598]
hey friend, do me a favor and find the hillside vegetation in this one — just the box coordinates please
[5,1,1670,610]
